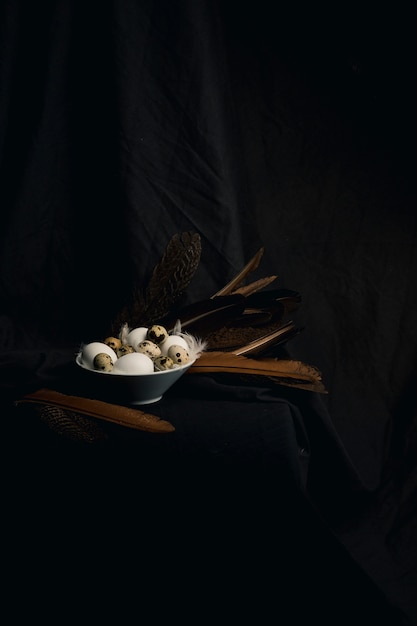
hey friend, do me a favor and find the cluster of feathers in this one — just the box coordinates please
[107,231,326,393]
[19,232,325,443]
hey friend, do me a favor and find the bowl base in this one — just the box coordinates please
[130,396,162,405]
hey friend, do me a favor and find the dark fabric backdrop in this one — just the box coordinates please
[1,1,416,621]
[2,0,416,483]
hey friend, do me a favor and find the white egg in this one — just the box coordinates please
[112,352,154,375]
[160,334,189,356]
[125,327,149,349]
[80,342,118,370]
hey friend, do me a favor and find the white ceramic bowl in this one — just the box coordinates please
[75,354,195,405]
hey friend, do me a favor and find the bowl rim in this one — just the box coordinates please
[75,354,195,377]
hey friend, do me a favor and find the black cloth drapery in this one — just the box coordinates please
[1,2,416,623]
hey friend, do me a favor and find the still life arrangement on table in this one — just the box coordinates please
[18,231,326,437]
[76,230,326,393]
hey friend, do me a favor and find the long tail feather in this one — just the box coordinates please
[188,351,326,393]
[16,388,176,432]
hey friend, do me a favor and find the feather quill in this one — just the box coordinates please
[212,247,265,297]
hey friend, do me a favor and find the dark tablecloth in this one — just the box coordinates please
[1,348,407,625]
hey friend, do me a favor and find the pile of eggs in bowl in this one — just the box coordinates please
[77,324,204,375]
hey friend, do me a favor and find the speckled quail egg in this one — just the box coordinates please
[125,327,148,348]
[93,352,114,372]
[147,325,169,345]
[160,334,189,356]
[167,344,190,365]
[104,336,122,352]
[136,340,161,359]
[117,344,135,357]
[79,342,118,370]
[112,352,154,375]
[153,355,174,371]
